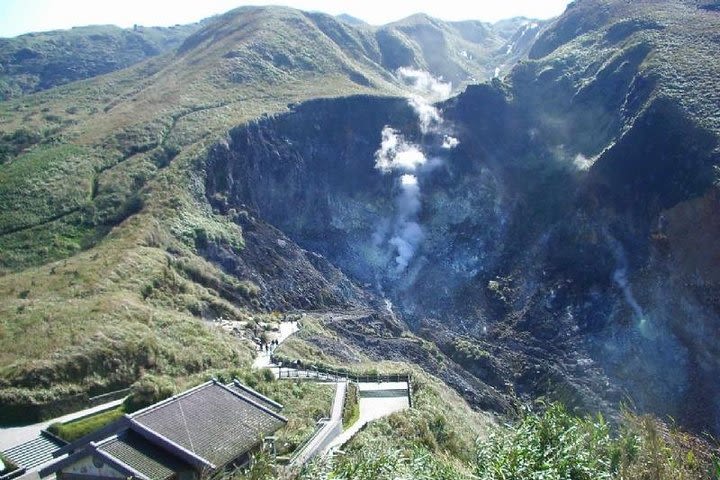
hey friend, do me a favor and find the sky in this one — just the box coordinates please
[0,0,572,38]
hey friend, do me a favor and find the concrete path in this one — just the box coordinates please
[0,399,124,451]
[252,321,299,369]
[290,381,347,466]
[325,381,410,453]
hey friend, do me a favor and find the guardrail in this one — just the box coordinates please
[271,359,413,408]
[288,417,329,465]
[88,387,131,406]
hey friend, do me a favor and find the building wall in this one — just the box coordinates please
[59,455,125,480]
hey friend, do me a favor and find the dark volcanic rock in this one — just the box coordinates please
[202,0,720,436]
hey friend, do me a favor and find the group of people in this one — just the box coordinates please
[259,338,280,353]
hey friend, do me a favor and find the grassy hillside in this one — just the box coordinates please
[0,6,403,423]
[0,23,204,99]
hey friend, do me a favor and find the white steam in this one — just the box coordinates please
[442,135,460,149]
[375,127,427,173]
[397,67,452,100]
[373,68,459,276]
[408,96,443,134]
[397,67,453,135]
[390,175,423,272]
[603,228,647,326]
[573,153,595,171]
[374,134,426,274]
[390,174,422,271]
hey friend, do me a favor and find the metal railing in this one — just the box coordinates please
[88,387,131,406]
[272,360,413,407]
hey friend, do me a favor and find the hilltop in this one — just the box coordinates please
[0,22,206,99]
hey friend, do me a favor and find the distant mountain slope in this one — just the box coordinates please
[0,8,542,103]
[374,14,547,84]
[0,23,204,99]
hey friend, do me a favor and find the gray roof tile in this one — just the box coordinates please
[131,381,286,466]
[98,431,188,480]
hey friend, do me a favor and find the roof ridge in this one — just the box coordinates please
[130,380,215,418]
[230,378,284,410]
[94,433,122,447]
[127,418,215,470]
[215,380,288,423]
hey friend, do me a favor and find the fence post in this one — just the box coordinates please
[407,374,413,408]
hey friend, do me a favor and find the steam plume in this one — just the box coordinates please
[372,68,458,276]
[397,67,452,134]
[396,67,452,100]
[388,175,423,272]
[603,228,647,326]
[375,127,427,173]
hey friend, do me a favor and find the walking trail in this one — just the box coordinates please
[252,321,299,369]
[325,381,409,453]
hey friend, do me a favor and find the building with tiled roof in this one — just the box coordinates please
[39,379,287,480]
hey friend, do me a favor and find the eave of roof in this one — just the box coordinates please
[216,381,288,424]
[229,379,284,412]
[39,442,151,480]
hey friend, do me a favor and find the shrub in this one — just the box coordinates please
[342,382,359,429]
[123,375,176,413]
[302,445,466,480]
[0,452,18,473]
[475,403,715,480]
[476,403,616,479]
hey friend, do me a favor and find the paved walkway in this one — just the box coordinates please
[0,399,124,451]
[325,381,410,453]
[252,321,299,369]
[250,319,410,466]
[290,381,347,466]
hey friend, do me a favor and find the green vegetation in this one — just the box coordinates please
[0,5,719,478]
[0,452,18,473]
[302,445,464,480]
[0,5,402,422]
[48,405,125,442]
[123,374,176,413]
[295,404,718,480]
[0,128,43,164]
[342,382,360,429]
[477,403,715,480]
[260,380,334,456]
[0,23,203,99]
[450,338,490,362]
[0,145,93,234]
